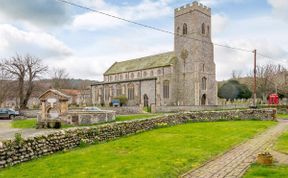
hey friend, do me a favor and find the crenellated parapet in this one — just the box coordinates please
[175,1,211,16]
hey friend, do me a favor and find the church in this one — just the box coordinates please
[91,1,217,107]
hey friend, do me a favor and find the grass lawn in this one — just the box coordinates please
[0,121,275,178]
[244,164,288,178]
[277,113,288,119]
[11,119,37,129]
[275,130,288,154]
[115,113,162,121]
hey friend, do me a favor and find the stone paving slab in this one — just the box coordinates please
[182,120,288,178]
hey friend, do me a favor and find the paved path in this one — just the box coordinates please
[182,120,288,178]
[0,120,55,141]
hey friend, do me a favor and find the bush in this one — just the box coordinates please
[14,133,23,145]
[218,80,252,100]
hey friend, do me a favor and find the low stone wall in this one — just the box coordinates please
[20,110,39,118]
[0,109,275,169]
[62,110,116,125]
[155,104,249,113]
[99,106,142,115]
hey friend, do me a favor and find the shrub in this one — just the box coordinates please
[14,133,23,145]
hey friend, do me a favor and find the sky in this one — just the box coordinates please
[0,0,287,81]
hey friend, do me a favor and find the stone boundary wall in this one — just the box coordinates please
[155,104,249,113]
[0,109,275,169]
[20,110,39,118]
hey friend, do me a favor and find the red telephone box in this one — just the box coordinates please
[268,93,279,105]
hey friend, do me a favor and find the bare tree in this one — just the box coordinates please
[1,54,48,109]
[231,70,242,79]
[0,64,12,105]
[248,63,287,100]
[51,68,69,89]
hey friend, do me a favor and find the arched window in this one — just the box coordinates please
[207,25,210,36]
[150,70,154,77]
[143,71,147,77]
[163,80,170,99]
[202,64,205,72]
[120,74,123,80]
[202,77,207,90]
[137,72,141,78]
[157,69,162,75]
[128,83,135,100]
[104,86,110,101]
[202,23,205,34]
[125,73,128,79]
[116,84,122,96]
[131,73,134,79]
[183,23,188,35]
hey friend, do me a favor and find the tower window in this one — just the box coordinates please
[207,25,210,36]
[202,23,205,34]
[183,23,187,35]
[163,80,170,99]
[202,77,207,90]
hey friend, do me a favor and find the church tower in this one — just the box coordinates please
[174,1,217,105]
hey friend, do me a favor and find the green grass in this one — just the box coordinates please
[244,164,288,178]
[0,121,275,178]
[11,119,37,129]
[115,113,162,121]
[277,113,288,119]
[275,131,288,154]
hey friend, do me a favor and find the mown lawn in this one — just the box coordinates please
[277,113,288,119]
[115,113,162,121]
[275,130,288,154]
[244,164,288,178]
[0,121,275,178]
[11,119,37,129]
[244,130,288,178]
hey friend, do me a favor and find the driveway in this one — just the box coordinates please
[0,120,55,141]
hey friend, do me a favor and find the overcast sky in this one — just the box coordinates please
[0,0,287,81]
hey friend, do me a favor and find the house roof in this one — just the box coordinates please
[61,89,81,96]
[104,51,176,75]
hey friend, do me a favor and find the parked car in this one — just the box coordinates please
[0,108,19,119]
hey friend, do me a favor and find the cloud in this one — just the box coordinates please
[72,0,172,30]
[267,0,288,21]
[0,24,72,58]
[0,0,72,27]
[199,0,244,6]
[212,14,230,34]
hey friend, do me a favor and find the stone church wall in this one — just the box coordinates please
[0,109,275,169]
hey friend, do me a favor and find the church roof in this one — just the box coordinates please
[104,51,176,75]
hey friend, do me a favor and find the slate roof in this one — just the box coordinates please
[104,52,176,75]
